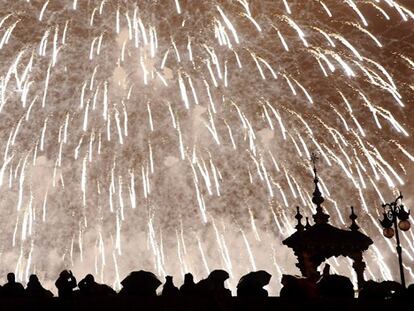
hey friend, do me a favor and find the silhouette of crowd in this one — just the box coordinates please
[0,269,270,300]
[0,267,413,303]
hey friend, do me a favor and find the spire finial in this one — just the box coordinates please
[311,152,319,173]
[349,206,359,231]
[311,152,324,206]
[311,153,319,187]
[295,206,304,231]
[310,152,329,224]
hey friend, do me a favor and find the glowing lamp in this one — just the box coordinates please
[383,227,394,239]
[398,220,411,232]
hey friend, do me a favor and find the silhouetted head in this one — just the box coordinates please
[59,270,70,278]
[165,276,173,283]
[184,273,194,283]
[29,274,39,284]
[84,274,94,283]
[7,273,15,283]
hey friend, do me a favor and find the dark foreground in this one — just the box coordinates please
[0,297,411,311]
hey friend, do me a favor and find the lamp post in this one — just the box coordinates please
[379,193,411,289]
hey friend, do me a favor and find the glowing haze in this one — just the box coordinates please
[1,0,414,294]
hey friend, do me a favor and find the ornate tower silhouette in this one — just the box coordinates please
[283,154,373,289]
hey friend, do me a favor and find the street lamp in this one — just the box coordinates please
[379,192,411,289]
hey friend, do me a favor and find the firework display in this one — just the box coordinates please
[0,0,414,294]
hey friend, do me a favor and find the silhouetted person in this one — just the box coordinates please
[78,274,116,297]
[280,274,318,300]
[97,283,117,297]
[162,275,179,297]
[237,271,271,297]
[359,280,402,301]
[55,270,77,298]
[322,264,330,278]
[119,270,161,297]
[2,273,25,298]
[196,270,231,299]
[405,283,414,301]
[78,274,99,296]
[280,275,298,299]
[317,274,354,299]
[180,273,196,296]
[26,274,53,299]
